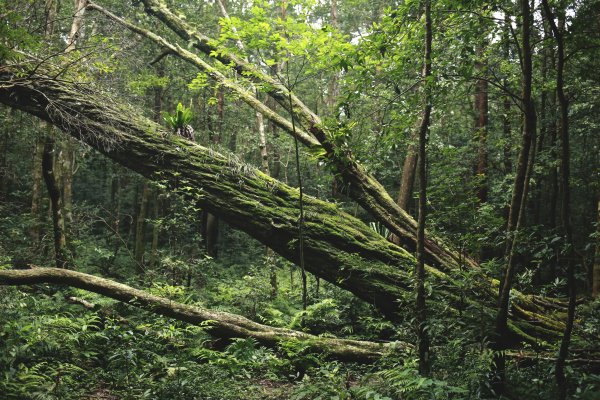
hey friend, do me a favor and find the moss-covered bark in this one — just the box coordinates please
[90,0,477,273]
[0,267,395,361]
[0,69,573,345]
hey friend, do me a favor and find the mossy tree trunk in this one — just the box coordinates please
[89,0,479,274]
[62,0,89,230]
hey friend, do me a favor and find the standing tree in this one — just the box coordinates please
[415,0,432,376]
[493,0,538,392]
[541,1,576,398]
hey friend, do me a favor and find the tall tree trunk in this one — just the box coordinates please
[255,99,278,296]
[30,136,45,245]
[493,0,538,393]
[148,66,164,271]
[0,109,10,202]
[538,8,558,283]
[396,149,418,213]
[473,21,491,261]
[392,8,437,246]
[202,87,224,258]
[502,99,512,176]
[533,17,551,227]
[474,42,488,204]
[66,0,88,52]
[61,0,88,229]
[60,139,74,229]
[266,2,285,181]
[326,0,339,117]
[42,134,69,268]
[134,181,150,273]
[257,96,269,175]
[416,0,432,376]
[545,32,559,231]
[109,167,121,270]
[502,13,512,180]
[269,94,281,180]
[149,188,161,270]
[40,0,68,264]
[541,3,575,398]
[204,213,219,258]
[548,114,559,229]
[593,195,600,298]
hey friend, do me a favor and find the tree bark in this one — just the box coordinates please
[202,86,224,258]
[42,134,69,268]
[474,42,488,204]
[149,188,161,270]
[493,0,538,393]
[0,267,397,362]
[416,0,432,376]
[66,0,88,52]
[62,0,88,228]
[148,64,164,271]
[30,0,59,248]
[0,68,573,345]
[326,0,340,117]
[397,149,418,213]
[109,167,122,270]
[0,109,10,202]
[540,3,575,398]
[532,16,551,227]
[30,136,45,245]
[593,195,600,298]
[134,181,149,273]
[60,138,74,229]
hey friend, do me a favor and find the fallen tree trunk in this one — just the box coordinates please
[0,66,570,344]
[0,267,395,361]
[90,0,474,273]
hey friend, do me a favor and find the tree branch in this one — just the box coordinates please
[0,267,396,361]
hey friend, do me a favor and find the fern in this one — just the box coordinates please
[369,221,390,239]
[162,102,193,131]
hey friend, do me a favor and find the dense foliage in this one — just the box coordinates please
[0,0,598,399]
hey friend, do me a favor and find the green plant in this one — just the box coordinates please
[373,359,469,400]
[162,102,193,132]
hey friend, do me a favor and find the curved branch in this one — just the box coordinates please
[0,267,396,361]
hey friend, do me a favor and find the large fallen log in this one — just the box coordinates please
[0,66,569,344]
[89,0,474,273]
[0,267,396,361]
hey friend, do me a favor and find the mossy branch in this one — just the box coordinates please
[0,267,398,361]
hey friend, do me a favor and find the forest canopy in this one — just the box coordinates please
[0,0,599,399]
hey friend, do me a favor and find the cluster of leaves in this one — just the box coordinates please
[162,102,193,132]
